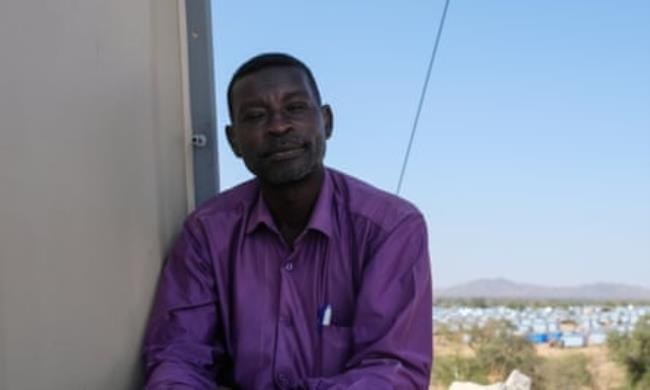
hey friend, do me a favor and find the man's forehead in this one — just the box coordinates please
[231,66,314,100]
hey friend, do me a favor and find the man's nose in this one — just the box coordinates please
[267,111,292,135]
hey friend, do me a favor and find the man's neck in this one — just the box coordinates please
[260,167,325,247]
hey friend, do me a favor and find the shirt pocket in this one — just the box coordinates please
[320,325,353,376]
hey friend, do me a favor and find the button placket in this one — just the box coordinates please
[283,247,298,272]
[279,314,292,326]
[275,251,297,389]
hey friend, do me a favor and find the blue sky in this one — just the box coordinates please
[211,1,650,288]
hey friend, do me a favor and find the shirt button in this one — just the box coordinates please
[276,373,290,387]
[284,262,294,272]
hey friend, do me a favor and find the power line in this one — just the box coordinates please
[396,0,451,195]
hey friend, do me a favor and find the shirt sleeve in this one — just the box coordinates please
[142,219,224,390]
[301,213,433,389]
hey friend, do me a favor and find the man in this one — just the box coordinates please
[143,53,432,389]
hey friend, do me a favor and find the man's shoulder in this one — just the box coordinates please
[329,168,423,232]
[186,178,258,226]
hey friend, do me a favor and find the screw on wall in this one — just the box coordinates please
[191,133,208,148]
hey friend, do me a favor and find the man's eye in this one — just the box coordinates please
[242,111,266,122]
[286,102,308,112]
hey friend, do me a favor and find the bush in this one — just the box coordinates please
[536,354,592,389]
[433,355,488,387]
[432,318,596,389]
[435,322,463,344]
[432,320,533,386]
[635,372,650,389]
[608,315,650,387]
[469,319,539,381]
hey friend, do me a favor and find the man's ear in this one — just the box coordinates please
[225,125,242,158]
[322,104,333,139]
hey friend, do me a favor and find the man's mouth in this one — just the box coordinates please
[264,145,305,161]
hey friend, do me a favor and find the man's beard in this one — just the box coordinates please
[250,138,326,186]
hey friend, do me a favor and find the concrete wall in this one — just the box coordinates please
[0,1,191,388]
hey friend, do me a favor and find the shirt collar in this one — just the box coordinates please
[305,168,334,238]
[245,168,334,239]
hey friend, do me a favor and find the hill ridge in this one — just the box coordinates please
[435,278,650,301]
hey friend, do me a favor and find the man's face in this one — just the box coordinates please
[226,66,333,185]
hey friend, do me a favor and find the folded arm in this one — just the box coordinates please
[301,213,433,389]
[142,220,223,390]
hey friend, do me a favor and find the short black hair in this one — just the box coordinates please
[227,53,322,120]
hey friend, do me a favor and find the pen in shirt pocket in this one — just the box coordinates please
[317,304,332,330]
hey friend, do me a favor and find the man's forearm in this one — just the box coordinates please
[145,361,218,390]
[301,359,429,389]
[300,214,433,389]
[143,221,221,389]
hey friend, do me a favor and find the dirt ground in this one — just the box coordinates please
[431,337,626,390]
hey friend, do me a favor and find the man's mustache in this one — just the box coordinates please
[260,137,308,157]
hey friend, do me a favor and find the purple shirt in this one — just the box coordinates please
[143,168,432,389]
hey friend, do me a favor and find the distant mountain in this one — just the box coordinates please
[435,278,650,301]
